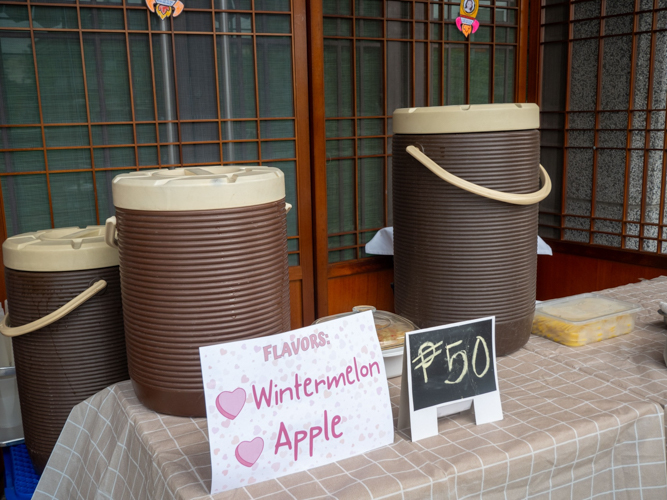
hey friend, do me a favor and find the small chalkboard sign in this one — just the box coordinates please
[398,317,503,442]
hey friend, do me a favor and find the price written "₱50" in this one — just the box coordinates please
[407,319,497,412]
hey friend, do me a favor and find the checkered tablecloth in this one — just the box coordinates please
[34,278,667,499]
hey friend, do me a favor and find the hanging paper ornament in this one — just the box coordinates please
[146,0,184,20]
[456,0,479,38]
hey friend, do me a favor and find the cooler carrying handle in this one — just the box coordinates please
[0,280,108,338]
[406,145,552,206]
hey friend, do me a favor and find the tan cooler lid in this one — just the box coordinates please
[392,103,540,134]
[3,226,119,272]
[112,166,285,211]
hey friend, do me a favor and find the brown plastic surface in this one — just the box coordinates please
[392,130,540,356]
[116,199,290,417]
[6,266,127,473]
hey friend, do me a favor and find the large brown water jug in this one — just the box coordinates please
[392,104,551,356]
[1,226,127,472]
[106,166,290,417]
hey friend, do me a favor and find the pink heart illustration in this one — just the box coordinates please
[216,388,246,420]
[235,437,264,467]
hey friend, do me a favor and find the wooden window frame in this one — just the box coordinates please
[0,0,316,327]
[536,0,667,270]
[309,0,533,318]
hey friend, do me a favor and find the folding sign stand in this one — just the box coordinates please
[398,317,503,442]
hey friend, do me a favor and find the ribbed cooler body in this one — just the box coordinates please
[392,130,540,356]
[116,199,290,417]
[6,266,127,473]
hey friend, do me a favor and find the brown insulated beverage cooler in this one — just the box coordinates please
[1,226,127,472]
[106,166,290,417]
[391,104,551,356]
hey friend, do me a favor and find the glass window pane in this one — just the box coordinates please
[80,8,124,29]
[0,127,42,149]
[0,151,45,173]
[415,42,426,107]
[326,139,354,157]
[2,174,51,236]
[182,143,220,163]
[356,0,382,17]
[173,12,213,32]
[93,147,136,168]
[160,144,180,165]
[470,45,491,104]
[324,39,354,118]
[32,6,78,29]
[323,18,352,37]
[47,149,92,171]
[601,35,632,111]
[358,118,383,136]
[222,141,258,161]
[83,33,132,123]
[356,19,383,37]
[45,126,89,147]
[255,0,290,11]
[323,0,351,16]
[256,36,293,117]
[50,171,97,228]
[387,0,410,19]
[326,119,354,138]
[570,39,599,111]
[260,119,294,139]
[135,123,156,144]
[174,35,217,120]
[92,125,134,145]
[357,157,384,230]
[181,122,218,142]
[357,137,383,155]
[494,45,515,103]
[386,21,411,38]
[138,146,158,165]
[255,14,291,33]
[218,35,257,119]
[127,10,148,31]
[444,45,465,105]
[216,12,252,33]
[0,33,40,125]
[35,32,87,123]
[430,43,441,106]
[221,121,257,140]
[327,159,355,234]
[0,5,29,28]
[214,0,252,9]
[261,140,294,160]
[356,40,383,116]
[129,35,156,122]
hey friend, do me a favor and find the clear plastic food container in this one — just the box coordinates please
[313,306,418,378]
[532,293,641,347]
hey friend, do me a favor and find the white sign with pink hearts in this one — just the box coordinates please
[199,310,395,494]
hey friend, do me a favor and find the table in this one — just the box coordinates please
[33,278,667,500]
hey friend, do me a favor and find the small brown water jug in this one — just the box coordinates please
[391,104,551,356]
[106,166,290,417]
[1,226,127,472]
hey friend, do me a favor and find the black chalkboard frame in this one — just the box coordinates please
[399,316,503,441]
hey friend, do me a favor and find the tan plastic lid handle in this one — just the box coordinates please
[105,216,118,249]
[0,280,107,338]
[406,145,552,206]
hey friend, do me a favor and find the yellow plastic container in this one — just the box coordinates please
[532,293,641,347]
